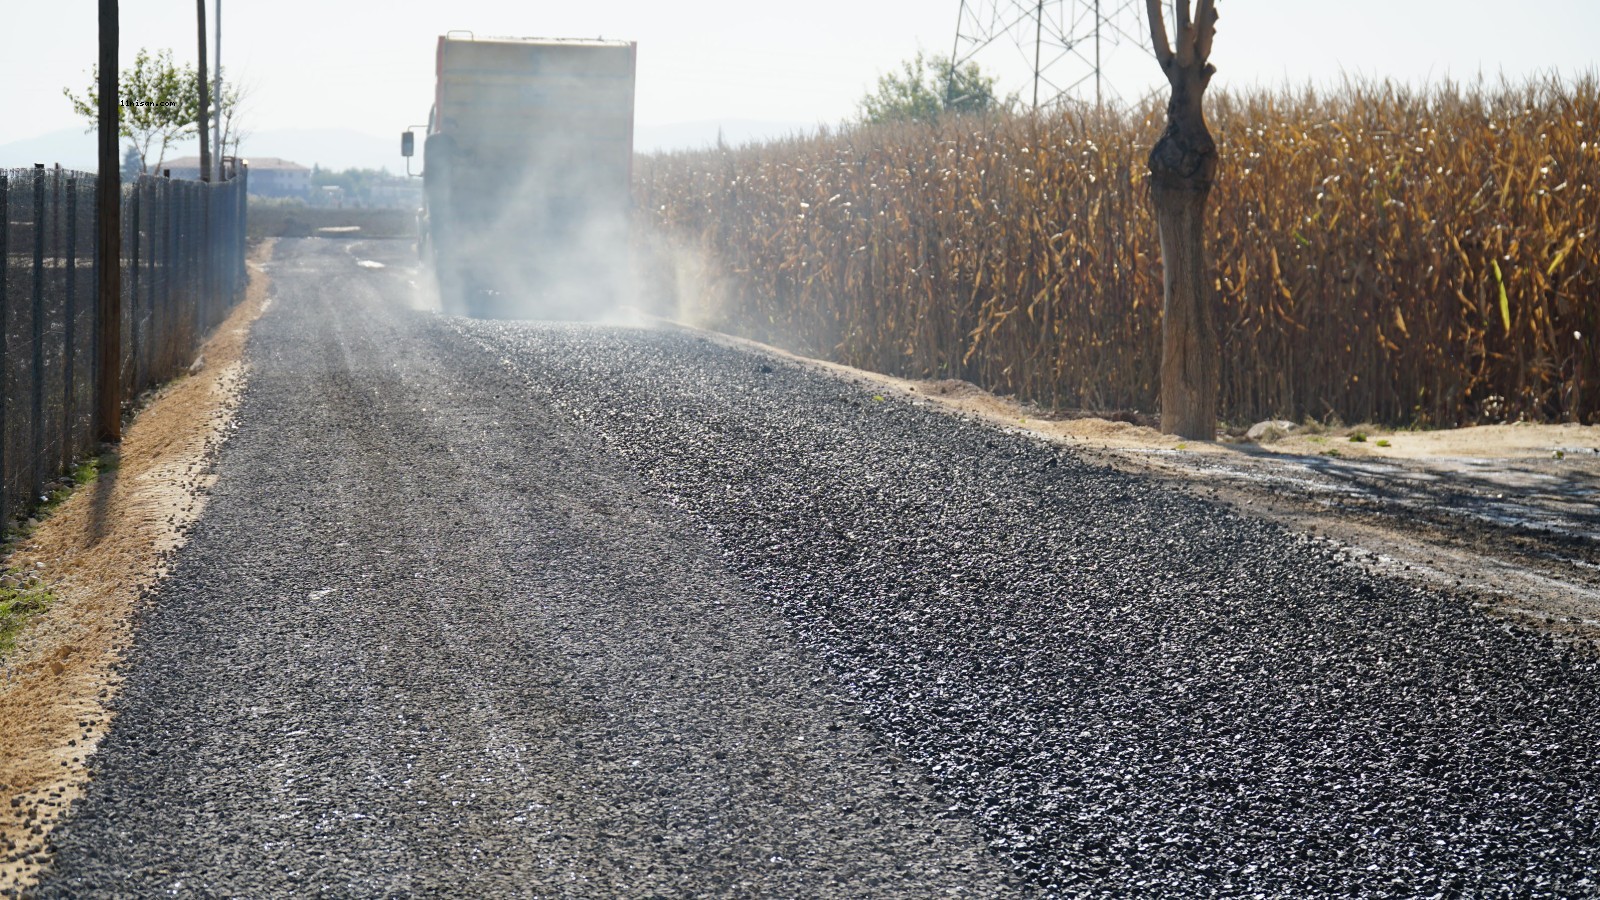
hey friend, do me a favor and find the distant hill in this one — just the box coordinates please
[237,128,402,173]
[0,127,403,174]
[0,128,98,171]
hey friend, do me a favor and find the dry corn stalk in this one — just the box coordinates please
[636,76,1600,427]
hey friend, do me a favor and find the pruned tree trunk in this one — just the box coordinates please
[1145,0,1219,439]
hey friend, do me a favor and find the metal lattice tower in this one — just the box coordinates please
[948,0,1153,110]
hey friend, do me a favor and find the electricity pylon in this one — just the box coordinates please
[948,0,1152,110]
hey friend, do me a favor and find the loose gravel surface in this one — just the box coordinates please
[33,240,1012,898]
[37,238,1600,897]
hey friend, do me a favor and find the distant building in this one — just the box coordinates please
[154,156,208,180]
[244,158,312,197]
[368,176,424,210]
[163,155,312,198]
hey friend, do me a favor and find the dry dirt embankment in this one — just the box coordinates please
[0,241,274,893]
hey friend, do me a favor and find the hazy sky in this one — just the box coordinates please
[5,0,1597,145]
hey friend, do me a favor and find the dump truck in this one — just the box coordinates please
[402,34,637,317]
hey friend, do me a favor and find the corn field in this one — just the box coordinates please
[634,77,1599,427]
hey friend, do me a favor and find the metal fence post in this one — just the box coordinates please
[166,176,177,381]
[176,181,185,375]
[238,165,248,289]
[31,164,45,502]
[129,179,141,401]
[190,183,201,350]
[152,176,162,388]
[148,177,157,382]
[205,184,212,326]
[237,177,244,295]
[131,180,145,393]
[199,184,208,330]
[159,180,167,385]
[158,178,165,387]
[234,177,242,297]
[157,177,167,384]
[236,176,244,296]
[64,177,78,467]
[50,169,64,474]
[89,170,99,451]
[0,172,9,526]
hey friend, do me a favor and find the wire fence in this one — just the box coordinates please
[0,163,247,530]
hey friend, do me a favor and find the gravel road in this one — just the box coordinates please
[36,237,1600,897]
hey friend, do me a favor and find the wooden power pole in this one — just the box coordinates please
[197,0,211,182]
[213,0,222,179]
[96,0,122,443]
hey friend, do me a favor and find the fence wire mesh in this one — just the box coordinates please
[0,164,247,530]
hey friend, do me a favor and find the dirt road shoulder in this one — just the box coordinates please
[0,241,274,895]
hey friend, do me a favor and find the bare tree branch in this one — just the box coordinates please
[1146,0,1173,67]
[1195,0,1219,65]
[1174,0,1195,68]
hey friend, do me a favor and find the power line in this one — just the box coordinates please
[948,0,1153,111]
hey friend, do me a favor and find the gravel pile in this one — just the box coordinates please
[454,318,1600,898]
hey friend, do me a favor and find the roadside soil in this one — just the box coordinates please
[680,327,1600,651]
[0,241,273,894]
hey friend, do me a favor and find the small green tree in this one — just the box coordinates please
[859,51,1010,124]
[64,48,239,175]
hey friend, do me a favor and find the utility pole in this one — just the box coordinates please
[197,0,211,183]
[213,0,223,179]
[96,0,121,443]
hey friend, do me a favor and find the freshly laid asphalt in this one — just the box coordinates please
[35,238,1600,898]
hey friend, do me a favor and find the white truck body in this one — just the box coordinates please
[418,35,637,317]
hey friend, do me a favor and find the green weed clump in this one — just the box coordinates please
[636,76,1599,427]
[0,573,55,659]
[0,452,110,659]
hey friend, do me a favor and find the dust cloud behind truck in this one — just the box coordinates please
[402,34,637,318]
